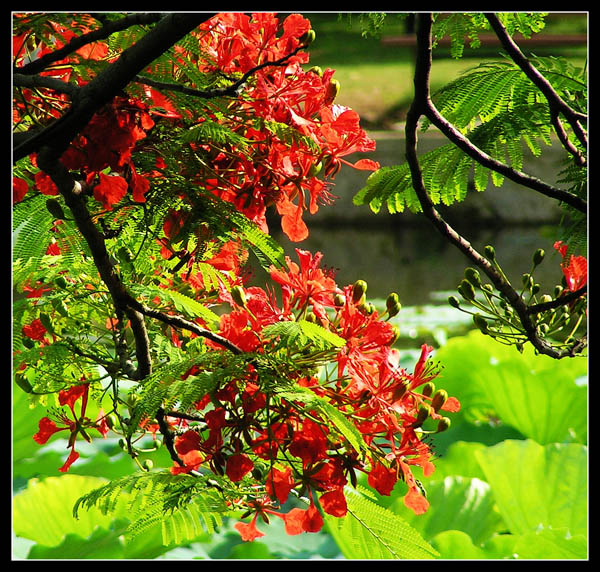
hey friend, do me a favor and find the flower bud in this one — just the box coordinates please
[387,302,402,318]
[431,389,448,412]
[231,285,247,307]
[458,279,476,301]
[308,161,323,177]
[533,248,545,266]
[436,417,451,433]
[299,29,316,46]
[554,285,564,298]
[522,273,534,290]
[484,245,496,261]
[334,293,346,307]
[448,295,461,309]
[388,324,401,345]
[421,382,435,398]
[413,404,431,428]
[142,459,154,471]
[352,279,368,303]
[307,65,323,77]
[472,313,488,333]
[324,78,341,105]
[532,283,540,295]
[464,267,481,286]
[540,294,553,304]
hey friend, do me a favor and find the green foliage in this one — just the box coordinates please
[354,56,587,216]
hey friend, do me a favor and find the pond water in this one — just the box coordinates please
[251,131,572,309]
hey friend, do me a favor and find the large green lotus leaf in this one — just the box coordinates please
[475,440,587,538]
[434,331,587,444]
[389,476,504,545]
[13,475,128,547]
[512,528,587,559]
[428,440,488,481]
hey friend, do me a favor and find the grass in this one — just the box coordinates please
[301,13,587,129]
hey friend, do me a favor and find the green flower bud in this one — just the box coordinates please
[231,285,247,307]
[436,417,451,433]
[522,273,534,289]
[473,313,488,333]
[142,459,154,471]
[464,267,481,286]
[105,414,119,430]
[386,292,400,310]
[388,324,401,345]
[422,382,435,398]
[387,302,402,318]
[307,65,323,77]
[324,78,341,105]
[458,279,476,301]
[431,389,448,412]
[554,285,564,298]
[413,404,431,428]
[299,29,316,45]
[334,293,346,307]
[540,294,553,304]
[484,245,496,261]
[308,161,323,177]
[533,248,545,266]
[352,280,368,303]
[532,283,540,295]
[448,295,461,309]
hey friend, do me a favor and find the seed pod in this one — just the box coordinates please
[46,198,65,220]
[431,389,448,412]
[231,285,247,307]
[533,248,545,266]
[352,280,368,304]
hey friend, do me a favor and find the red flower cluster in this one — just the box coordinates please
[151,13,379,243]
[33,383,109,472]
[162,249,459,540]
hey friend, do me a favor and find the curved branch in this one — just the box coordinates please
[15,13,164,76]
[407,13,585,359]
[423,101,586,212]
[14,13,214,162]
[13,73,78,97]
[485,12,588,157]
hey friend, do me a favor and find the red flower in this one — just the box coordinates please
[226,453,254,482]
[234,515,265,542]
[13,177,28,204]
[22,318,48,342]
[554,241,587,292]
[367,462,398,496]
[93,173,128,210]
[319,487,347,517]
[265,466,296,504]
[33,383,108,472]
[34,171,59,196]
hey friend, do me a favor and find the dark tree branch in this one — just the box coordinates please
[14,13,214,162]
[406,13,586,359]
[13,73,78,97]
[485,12,588,159]
[15,13,164,76]
[133,40,310,100]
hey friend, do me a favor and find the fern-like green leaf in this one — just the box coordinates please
[325,485,439,559]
